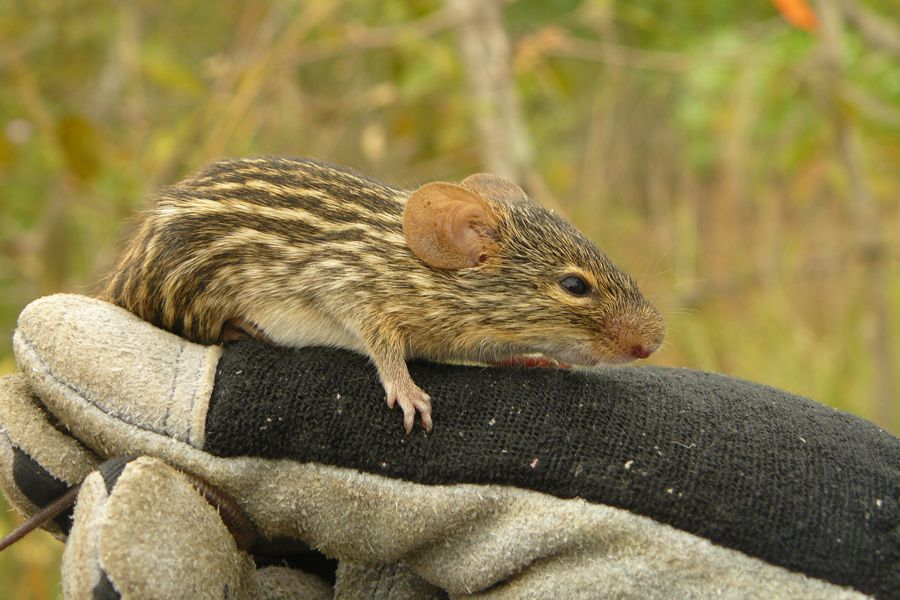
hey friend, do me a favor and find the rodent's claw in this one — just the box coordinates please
[386,385,432,434]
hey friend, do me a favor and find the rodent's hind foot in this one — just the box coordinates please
[385,383,432,434]
[491,355,573,369]
[220,318,271,343]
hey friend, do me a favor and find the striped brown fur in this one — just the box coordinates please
[102,157,664,431]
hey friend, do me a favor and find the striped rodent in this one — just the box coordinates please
[102,157,665,433]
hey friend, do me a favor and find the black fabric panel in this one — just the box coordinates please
[11,447,75,533]
[92,571,120,600]
[97,456,138,495]
[205,341,900,599]
[252,536,338,585]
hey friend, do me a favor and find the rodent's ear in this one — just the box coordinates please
[403,182,498,269]
[460,173,529,205]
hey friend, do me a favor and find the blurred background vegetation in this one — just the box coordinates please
[1,0,898,595]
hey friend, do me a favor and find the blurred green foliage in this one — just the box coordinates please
[1,0,898,595]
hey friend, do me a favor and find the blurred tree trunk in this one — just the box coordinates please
[447,0,557,207]
[707,60,756,283]
[448,0,530,180]
[575,5,620,216]
[817,0,895,431]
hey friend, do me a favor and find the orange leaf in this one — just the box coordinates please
[772,0,818,32]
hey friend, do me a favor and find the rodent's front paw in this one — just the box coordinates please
[385,383,432,434]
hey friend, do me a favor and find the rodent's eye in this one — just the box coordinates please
[559,275,591,296]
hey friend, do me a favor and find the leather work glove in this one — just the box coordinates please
[0,294,896,599]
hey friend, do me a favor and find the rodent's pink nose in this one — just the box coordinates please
[630,344,654,359]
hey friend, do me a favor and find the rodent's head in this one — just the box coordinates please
[403,174,665,365]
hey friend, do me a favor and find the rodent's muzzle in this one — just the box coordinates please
[601,308,665,363]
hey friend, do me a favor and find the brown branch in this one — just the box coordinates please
[840,82,900,127]
[538,19,785,73]
[842,0,900,56]
[288,7,465,67]
[548,36,691,73]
